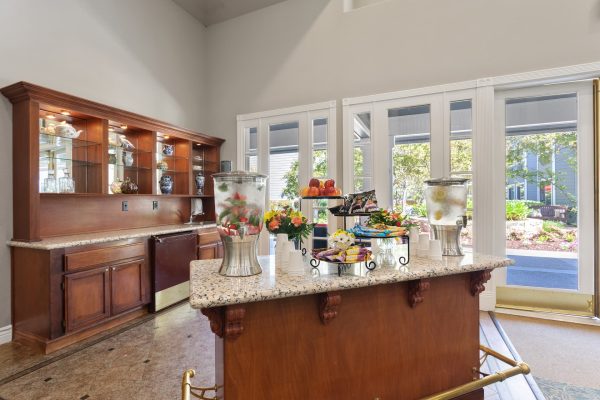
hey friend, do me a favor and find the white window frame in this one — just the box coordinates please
[343,60,600,313]
[237,101,337,255]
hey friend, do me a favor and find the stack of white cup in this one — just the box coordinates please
[417,233,430,257]
[409,226,419,256]
[428,239,443,260]
[287,250,305,275]
[275,234,289,270]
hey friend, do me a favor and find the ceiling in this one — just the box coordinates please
[173,0,287,26]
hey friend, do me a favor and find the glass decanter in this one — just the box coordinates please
[59,169,75,193]
[43,170,57,193]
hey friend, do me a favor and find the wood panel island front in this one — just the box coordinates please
[189,254,514,400]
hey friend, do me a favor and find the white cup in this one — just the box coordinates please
[288,250,304,275]
[428,239,443,258]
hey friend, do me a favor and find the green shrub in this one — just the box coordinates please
[542,220,565,233]
[412,202,428,217]
[564,231,576,243]
[536,234,550,243]
[506,200,530,221]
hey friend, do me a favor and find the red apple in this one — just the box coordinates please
[324,179,335,188]
[309,178,320,188]
[308,187,320,197]
[319,187,326,196]
[323,186,335,196]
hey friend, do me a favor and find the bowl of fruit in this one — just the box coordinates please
[299,178,342,198]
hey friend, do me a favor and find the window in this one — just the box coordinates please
[269,121,299,210]
[449,100,473,225]
[353,112,372,191]
[312,118,329,224]
[389,105,431,213]
[244,127,258,172]
[237,102,336,255]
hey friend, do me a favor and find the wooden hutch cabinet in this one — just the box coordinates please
[2,82,225,353]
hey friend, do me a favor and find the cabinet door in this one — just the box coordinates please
[110,259,147,315]
[64,267,110,332]
[198,244,217,260]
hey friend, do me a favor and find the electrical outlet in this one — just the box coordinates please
[152,201,159,210]
[122,201,128,211]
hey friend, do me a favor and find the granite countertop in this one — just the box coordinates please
[7,223,217,250]
[189,253,512,309]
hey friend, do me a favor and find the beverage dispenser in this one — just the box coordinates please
[213,171,268,276]
[424,177,469,256]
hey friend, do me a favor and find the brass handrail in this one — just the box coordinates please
[420,345,531,400]
[181,345,530,400]
[181,369,220,400]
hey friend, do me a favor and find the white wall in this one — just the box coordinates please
[0,0,208,328]
[205,0,600,166]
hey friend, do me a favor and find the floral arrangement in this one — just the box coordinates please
[264,206,314,241]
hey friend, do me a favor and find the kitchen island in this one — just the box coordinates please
[190,254,512,400]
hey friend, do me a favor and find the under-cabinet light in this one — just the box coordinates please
[61,111,70,116]
[164,135,170,139]
[46,115,55,119]
[120,125,128,129]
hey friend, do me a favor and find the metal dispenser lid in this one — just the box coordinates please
[424,177,469,186]
[212,170,268,182]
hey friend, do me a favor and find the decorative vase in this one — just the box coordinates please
[123,151,134,167]
[159,175,173,194]
[157,160,168,171]
[195,173,205,195]
[162,144,174,156]
[120,178,138,194]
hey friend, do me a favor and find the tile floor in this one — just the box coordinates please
[0,304,214,400]
[0,305,534,399]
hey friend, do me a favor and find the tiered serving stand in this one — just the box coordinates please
[299,196,410,275]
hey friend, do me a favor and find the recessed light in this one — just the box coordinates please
[60,111,70,116]
[46,115,55,119]
[120,125,128,129]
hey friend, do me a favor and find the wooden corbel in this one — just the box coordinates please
[319,291,342,324]
[470,270,492,296]
[201,304,246,339]
[408,278,430,308]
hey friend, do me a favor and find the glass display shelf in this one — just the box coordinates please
[39,156,101,167]
[108,144,153,155]
[40,133,101,148]
[108,163,153,171]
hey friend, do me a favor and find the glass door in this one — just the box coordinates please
[495,81,595,315]
[373,95,443,211]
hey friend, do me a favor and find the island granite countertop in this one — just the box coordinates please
[7,223,217,250]
[190,253,512,309]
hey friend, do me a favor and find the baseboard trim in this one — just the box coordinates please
[0,325,12,345]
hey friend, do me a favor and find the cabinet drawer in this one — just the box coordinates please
[65,243,145,272]
[198,229,220,246]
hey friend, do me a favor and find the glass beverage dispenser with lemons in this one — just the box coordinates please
[424,178,469,256]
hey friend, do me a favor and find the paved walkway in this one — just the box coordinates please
[506,251,578,290]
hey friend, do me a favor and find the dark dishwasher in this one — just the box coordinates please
[151,231,197,311]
